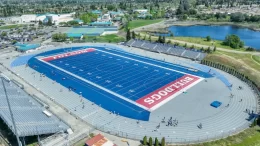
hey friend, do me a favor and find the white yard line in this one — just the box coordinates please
[38,47,204,111]
[38,59,150,111]
[95,48,203,78]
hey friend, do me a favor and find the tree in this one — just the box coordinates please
[176,0,190,15]
[1,31,7,36]
[200,47,204,52]
[223,34,244,49]
[161,137,165,146]
[230,12,245,22]
[70,37,74,42]
[52,33,67,42]
[79,13,98,24]
[47,19,52,26]
[167,40,171,44]
[107,5,115,11]
[170,33,174,37]
[149,137,153,146]
[207,47,211,53]
[143,35,147,40]
[148,35,152,42]
[38,20,43,25]
[132,31,136,39]
[90,5,96,10]
[213,46,217,52]
[156,36,161,43]
[206,36,211,42]
[126,29,131,41]
[143,136,147,145]
[155,137,159,146]
[137,33,141,39]
[189,9,197,15]
[162,36,166,43]
[67,20,79,26]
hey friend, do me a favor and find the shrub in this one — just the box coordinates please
[143,136,147,145]
[149,137,153,146]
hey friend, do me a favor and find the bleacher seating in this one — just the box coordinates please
[0,77,69,137]
[125,39,207,60]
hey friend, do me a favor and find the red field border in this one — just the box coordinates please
[136,74,202,110]
[41,48,95,62]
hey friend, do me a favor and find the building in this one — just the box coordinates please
[101,14,111,22]
[14,42,40,52]
[85,134,116,146]
[36,13,75,25]
[133,9,148,13]
[109,11,124,18]
[21,14,37,23]
[92,10,102,16]
[0,16,22,24]
[138,13,153,19]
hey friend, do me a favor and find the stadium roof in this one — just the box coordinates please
[0,77,69,137]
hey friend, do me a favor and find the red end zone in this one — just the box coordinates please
[136,74,201,110]
[41,48,95,62]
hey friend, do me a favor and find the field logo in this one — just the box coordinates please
[136,74,200,109]
[42,48,95,61]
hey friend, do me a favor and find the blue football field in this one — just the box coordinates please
[29,46,212,120]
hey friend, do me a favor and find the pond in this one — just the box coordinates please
[165,25,260,50]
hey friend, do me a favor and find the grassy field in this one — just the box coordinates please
[191,126,260,146]
[128,19,163,30]
[83,34,125,43]
[172,36,246,51]
[217,51,260,71]
[0,24,24,29]
[252,55,260,64]
[205,51,260,86]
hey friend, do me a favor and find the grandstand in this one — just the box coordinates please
[125,39,206,60]
[0,74,69,142]
[7,44,259,144]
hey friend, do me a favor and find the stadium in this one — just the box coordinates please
[3,41,258,145]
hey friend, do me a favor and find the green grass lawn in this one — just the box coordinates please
[0,24,24,29]
[218,51,260,71]
[171,36,246,51]
[84,34,125,43]
[128,19,163,29]
[205,51,260,86]
[252,55,260,64]
[191,126,260,146]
